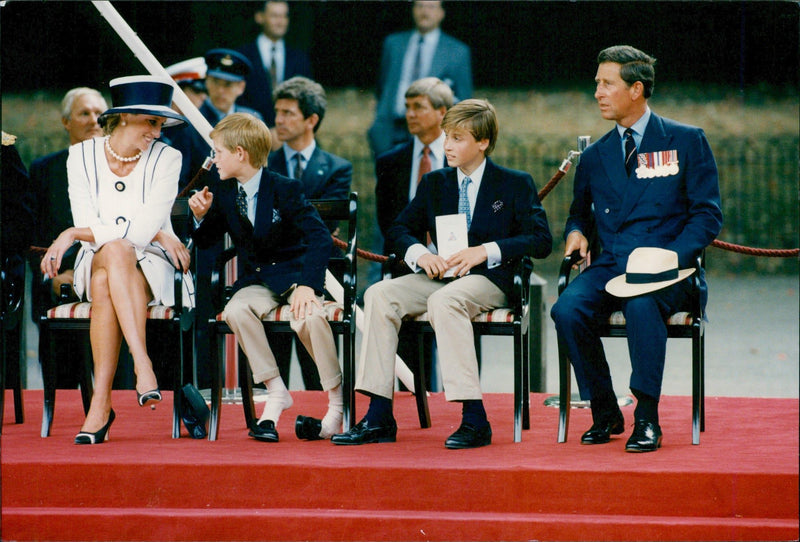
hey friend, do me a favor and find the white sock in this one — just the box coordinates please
[259,377,293,424]
[320,385,344,439]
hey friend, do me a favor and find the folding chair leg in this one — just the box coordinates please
[557,340,571,443]
[691,326,702,445]
[208,327,222,441]
[513,329,523,443]
[171,327,184,440]
[11,345,24,424]
[238,350,256,431]
[414,332,431,428]
[342,324,355,432]
[522,328,530,431]
[40,323,58,438]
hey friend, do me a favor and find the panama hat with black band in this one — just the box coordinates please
[99,75,188,128]
[605,247,695,298]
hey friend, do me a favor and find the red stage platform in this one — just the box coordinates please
[1,389,798,541]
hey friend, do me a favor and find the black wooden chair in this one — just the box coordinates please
[38,198,195,438]
[207,193,358,441]
[382,255,546,443]
[556,248,706,445]
[1,254,26,431]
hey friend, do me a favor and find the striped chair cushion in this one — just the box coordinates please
[215,300,346,323]
[608,311,693,326]
[408,307,515,324]
[46,302,175,320]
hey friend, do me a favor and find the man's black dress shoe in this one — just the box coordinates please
[581,410,625,444]
[330,418,397,445]
[625,420,662,452]
[444,423,492,449]
[249,420,279,442]
[295,415,324,441]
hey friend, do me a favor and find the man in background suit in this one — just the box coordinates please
[333,99,552,449]
[238,0,313,127]
[374,77,452,390]
[267,76,351,390]
[190,113,343,442]
[368,0,472,156]
[26,88,107,388]
[550,45,723,453]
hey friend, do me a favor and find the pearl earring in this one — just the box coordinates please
[121,121,127,126]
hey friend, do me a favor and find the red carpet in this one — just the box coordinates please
[2,389,798,541]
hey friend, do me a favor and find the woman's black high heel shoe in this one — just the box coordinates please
[75,409,116,445]
[137,389,162,409]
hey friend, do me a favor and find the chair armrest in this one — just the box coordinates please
[512,256,534,315]
[1,255,25,325]
[558,250,584,296]
[210,246,238,311]
[689,250,705,321]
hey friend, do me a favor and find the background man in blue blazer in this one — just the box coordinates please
[551,45,723,453]
[190,113,344,442]
[367,0,472,156]
[374,77,453,391]
[237,0,313,127]
[267,76,352,390]
[334,99,552,449]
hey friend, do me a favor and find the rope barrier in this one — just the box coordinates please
[27,149,799,261]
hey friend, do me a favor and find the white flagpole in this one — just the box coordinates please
[92,1,417,393]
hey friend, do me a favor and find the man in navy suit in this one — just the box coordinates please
[266,76,352,390]
[550,45,723,453]
[333,99,552,449]
[190,113,344,442]
[374,77,453,390]
[368,0,473,156]
[237,1,313,126]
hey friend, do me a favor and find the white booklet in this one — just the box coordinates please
[435,213,468,278]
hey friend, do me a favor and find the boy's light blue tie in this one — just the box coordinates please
[459,176,472,229]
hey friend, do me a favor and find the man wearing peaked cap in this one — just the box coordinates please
[167,48,262,191]
[166,57,207,111]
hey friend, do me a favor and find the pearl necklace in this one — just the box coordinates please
[105,137,142,163]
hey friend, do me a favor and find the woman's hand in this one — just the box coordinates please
[155,229,191,273]
[290,285,323,320]
[189,186,213,221]
[41,229,75,278]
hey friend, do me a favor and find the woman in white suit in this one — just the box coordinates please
[41,76,194,444]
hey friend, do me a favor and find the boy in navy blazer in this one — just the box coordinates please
[550,46,723,453]
[333,99,552,449]
[190,113,343,443]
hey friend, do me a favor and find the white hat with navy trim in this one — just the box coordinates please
[605,247,695,298]
[100,75,187,128]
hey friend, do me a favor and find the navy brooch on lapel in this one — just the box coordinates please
[492,200,504,213]
[636,149,679,179]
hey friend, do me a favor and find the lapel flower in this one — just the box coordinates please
[272,209,281,223]
[492,200,504,213]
